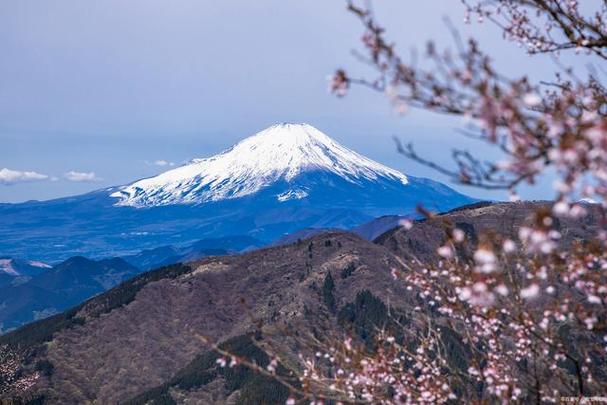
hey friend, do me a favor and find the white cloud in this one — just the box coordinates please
[64,171,101,182]
[0,168,49,185]
[146,160,175,167]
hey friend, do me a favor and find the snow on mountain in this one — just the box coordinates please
[0,258,51,276]
[111,123,409,207]
[0,259,18,276]
[276,188,309,202]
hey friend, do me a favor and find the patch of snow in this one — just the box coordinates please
[578,197,598,204]
[0,259,18,276]
[28,260,51,268]
[277,188,309,202]
[111,123,409,207]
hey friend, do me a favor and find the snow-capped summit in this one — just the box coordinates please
[111,123,409,207]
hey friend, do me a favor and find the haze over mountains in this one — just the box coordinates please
[0,123,474,263]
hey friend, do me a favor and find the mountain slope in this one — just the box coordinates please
[0,123,474,263]
[2,202,604,404]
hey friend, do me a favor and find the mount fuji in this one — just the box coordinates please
[0,123,475,262]
[111,123,410,207]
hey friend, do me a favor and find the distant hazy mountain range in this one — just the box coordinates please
[0,123,474,263]
[0,257,139,333]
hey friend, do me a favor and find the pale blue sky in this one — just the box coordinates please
[0,1,586,203]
